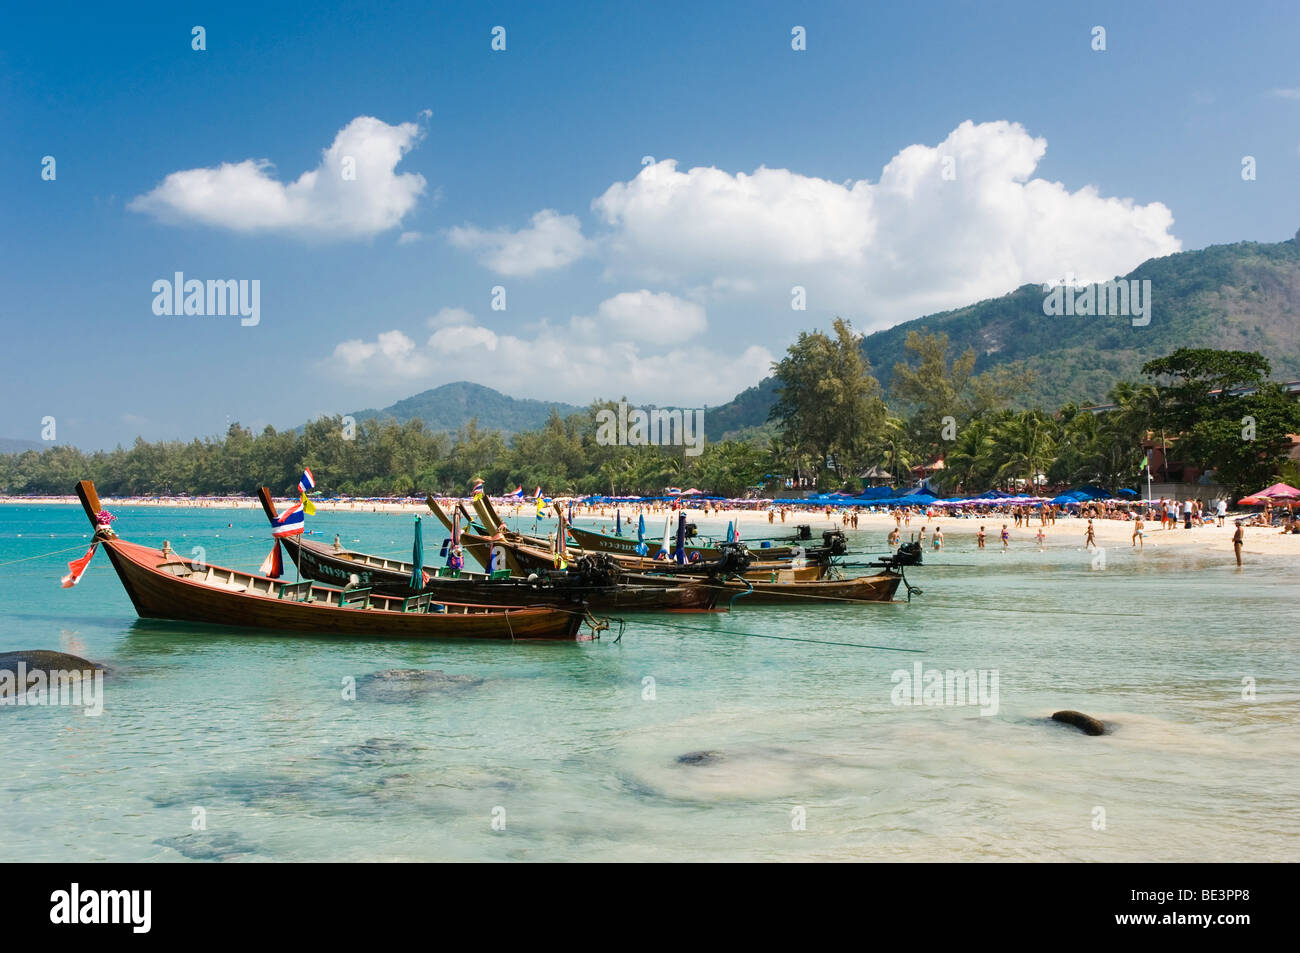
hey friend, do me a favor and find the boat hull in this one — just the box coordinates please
[102,539,585,640]
[281,537,719,612]
[700,572,903,605]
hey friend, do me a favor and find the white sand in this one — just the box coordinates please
[7,495,1296,558]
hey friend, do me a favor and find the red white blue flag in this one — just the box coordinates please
[271,502,306,537]
[298,469,317,515]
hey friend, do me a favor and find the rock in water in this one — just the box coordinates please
[1051,710,1106,735]
[0,651,106,699]
[675,750,725,766]
[356,669,484,703]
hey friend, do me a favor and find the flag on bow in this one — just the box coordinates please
[298,468,317,515]
[534,487,545,518]
[259,541,284,578]
[271,502,306,537]
[471,478,485,500]
[60,543,99,588]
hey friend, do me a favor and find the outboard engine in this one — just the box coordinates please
[873,541,922,570]
[572,552,622,588]
[706,541,753,577]
[822,529,848,555]
[684,522,698,539]
[793,524,813,540]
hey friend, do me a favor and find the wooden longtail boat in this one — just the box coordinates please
[694,572,903,605]
[564,524,844,563]
[278,535,720,612]
[71,481,587,640]
[426,497,826,579]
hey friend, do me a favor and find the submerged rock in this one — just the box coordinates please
[155,831,260,862]
[356,669,484,703]
[332,737,428,765]
[675,750,725,766]
[0,650,107,699]
[1051,710,1107,736]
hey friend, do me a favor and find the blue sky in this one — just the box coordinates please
[2,0,1298,449]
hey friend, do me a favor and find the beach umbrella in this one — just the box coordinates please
[409,515,424,589]
[673,512,687,564]
[1238,482,1300,505]
[636,513,648,556]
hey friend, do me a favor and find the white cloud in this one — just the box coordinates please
[446,209,589,276]
[129,116,426,239]
[587,120,1181,326]
[1270,88,1300,100]
[427,307,477,329]
[325,300,769,406]
[330,329,431,379]
[581,290,706,341]
[397,231,425,244]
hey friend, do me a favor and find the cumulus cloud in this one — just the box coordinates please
[446,209,589,275]
[129,116,426,238]
[325,299,769,405]
[577,290,706,341]
[331,329,431,379]
[588,120,1180,325]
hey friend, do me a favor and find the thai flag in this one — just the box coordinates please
[508,485,524,498]
[471,478,484,499]
[271,502,306,537]
[298,468,315,493]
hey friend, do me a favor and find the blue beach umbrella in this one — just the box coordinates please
[409,515,424,589]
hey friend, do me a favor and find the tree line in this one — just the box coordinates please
[768,320,1300,495]
[4,325,1298,498]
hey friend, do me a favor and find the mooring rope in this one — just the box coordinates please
[0,542,98,568]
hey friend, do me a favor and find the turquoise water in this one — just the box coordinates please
[1,503,1297,862]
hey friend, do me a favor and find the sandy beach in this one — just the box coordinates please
[5,494,1298,559]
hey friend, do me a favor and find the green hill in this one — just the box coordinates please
[704,234,1300,430]
[349,382,583,434]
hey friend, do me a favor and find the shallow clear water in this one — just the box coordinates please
[1,504,1297,862]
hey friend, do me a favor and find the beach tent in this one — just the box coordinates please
[1238,482,1300,505]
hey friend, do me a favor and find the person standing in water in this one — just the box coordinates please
[1131,515,1144,549]
[977,525,986,549]
[1000,524,1010,549]
[1233,520,1244,567]
[1084,519,1096,550]
[933,526,944,550]
[1035,526,1045,549]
